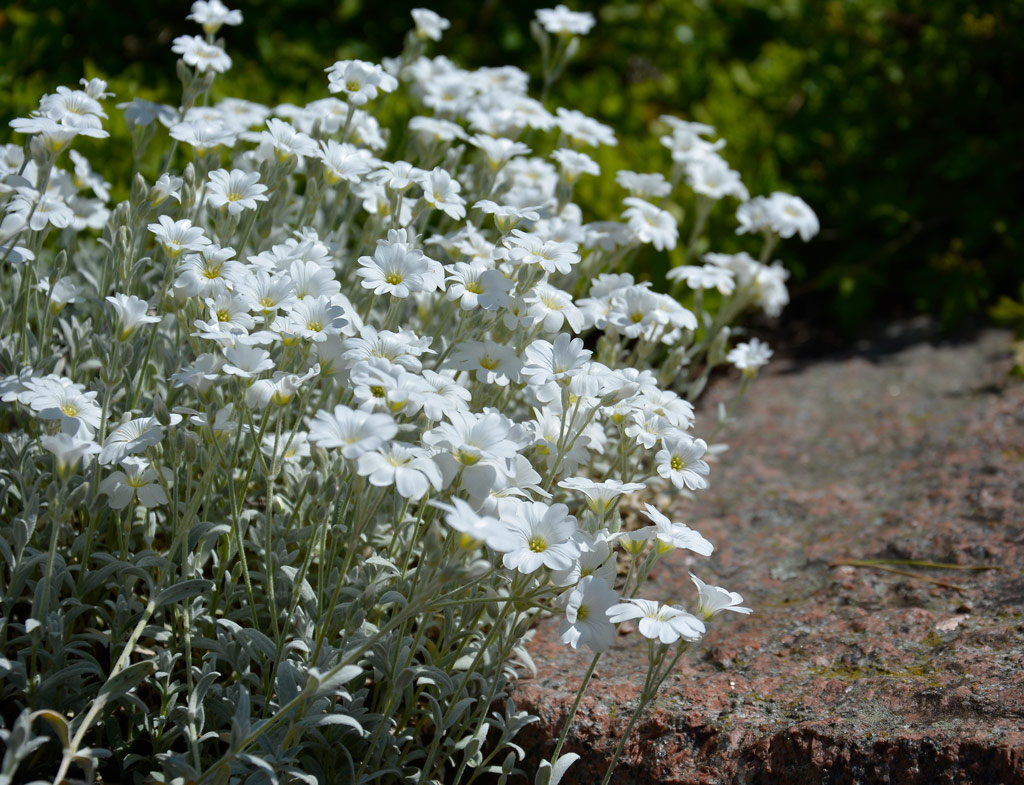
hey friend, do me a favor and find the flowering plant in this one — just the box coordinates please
[0,4,816,784]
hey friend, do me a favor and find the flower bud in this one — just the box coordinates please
[153,394,171,427]
[130,172,149,210]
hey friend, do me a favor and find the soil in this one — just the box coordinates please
[510,322,1024,785]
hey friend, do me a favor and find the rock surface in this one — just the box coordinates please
[510,325,1024,785]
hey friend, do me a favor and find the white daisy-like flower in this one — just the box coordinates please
[411,8,450,41]
[447,340,522,387]
[521,333,591,388]
[615,170,672,199]
[655,434,710,491]
[221,344,274,379]
[503,229,580,274]
[431,497,517,552]
[444,261,513,311]
[551,148,600,183]
[536,4,596,35]
[665,263,735,295]
[559,575,618,652]
[690,573,752,620]
[40,433,100,479]
[148,216,211,258]
[356,442,443,500]
[206,168,268,215]
[557,477,646,515]
[106,294,160,340]
[686,155,749,202]
[98,416,169,466]
[258,118,317,162]
[316,139,373,185]
[499,498,580,574]
[187,0,242,34]
[307,404,397,459]
[21,377,101,437]
[619,503,714,556]
[356,241,431,298]
[766,192,819,242]
[555,108,617,148]
[622,197,678,251]
[524,283,584,333]
[325,59,398,106]
[727,338,773,375]
[100,457,172,510]
[419,167,466,220]
[606,598,705,644]
[171,35,232,74]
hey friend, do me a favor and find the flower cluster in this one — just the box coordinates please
[0,5,816,785]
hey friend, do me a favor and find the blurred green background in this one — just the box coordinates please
[2,0,1021,334]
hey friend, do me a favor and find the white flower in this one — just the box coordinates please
[316,140,372,185]
[555,108,616,148]
[559,575,618,652]
[503,229,580,274]
[171,35,232,74]
[655,434,710,491]
[411,8,450,41]
[100,457,171,509]
[99,416,169,466]
[356,442,443,499]
[690,573,752,620]
[168,120,236,152]
[558,477,646,515]
[175,245,245,299]
[622,197,678,251]
[244,365,319,408]
[308,404,397,459]
[40,433,100,479]
[206,168,268,214]
[106,294,160,340]
[551,148,600,183]
[727,338,773,375]
[258,118,317,162]
[686,155,749,201]
[325,60,398,106]
[447,340,522,387]
[621,503,714,556]
[21,377,101,437]
[278,296,348,343]
[499,498,580,574]
[536,4,596,35]
[148,216,211,257]
[187,0,242,34]
[356,240,432,298]
[222,344,274,378]
[615,170,671,199]
[766,192,819,242]
[418,370,472,421]
[469,135,531,170]
[432,497,517,552]
[444,262,513,311]
[473,200,540,234]
[522,333,591,388]
[524,283,584,333]
[665,263,735,295]
[606,598,705,644]
[419,167,466,220]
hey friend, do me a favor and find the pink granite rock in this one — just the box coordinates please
[510,326,1024,784]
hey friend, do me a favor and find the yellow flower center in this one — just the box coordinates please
[479,356,499,370]
[370,385,386,398]
[60,403,79,417]
[465,281,484,294]
[528,535,548,553]
[670,455,685,471]
[385,272,403,285]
